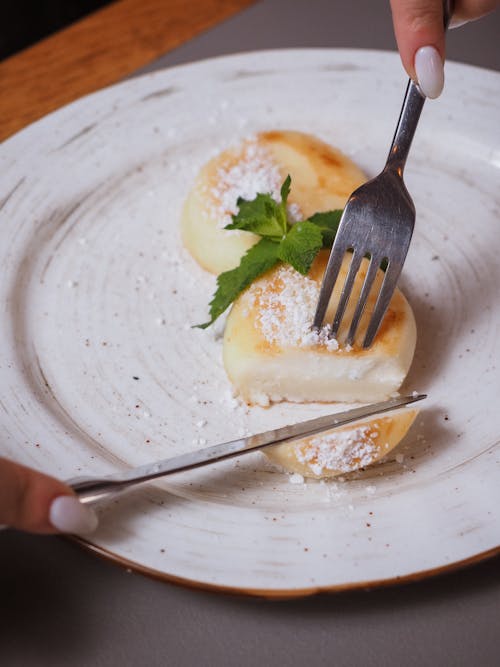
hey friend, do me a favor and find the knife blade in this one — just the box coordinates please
[68,393,426,503]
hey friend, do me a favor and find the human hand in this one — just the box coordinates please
[390,0,499,97]
[0,457,98,535]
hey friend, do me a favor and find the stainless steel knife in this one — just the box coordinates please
[68,393,425,503]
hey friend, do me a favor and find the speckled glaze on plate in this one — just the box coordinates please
[1,50,499,595]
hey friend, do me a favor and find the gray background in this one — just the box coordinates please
[2,1,499,665]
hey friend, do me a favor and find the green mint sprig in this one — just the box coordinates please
[196,175,343,329]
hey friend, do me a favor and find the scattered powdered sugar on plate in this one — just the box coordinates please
[289,472,305,485]
[205,137,302,228]
[294,424,380,476]
[247,265,340,350]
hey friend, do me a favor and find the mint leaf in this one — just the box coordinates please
[280,174,291,207]
[308,210,343,248]
[195,238,280,328]
[225,193,285,239]
[276,174,291,236]
[224,175,292,240]
[196,175,348,328]
[277,221,323,276]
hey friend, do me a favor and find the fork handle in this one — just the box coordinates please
[386,0,453,176]
[385,79,425,177]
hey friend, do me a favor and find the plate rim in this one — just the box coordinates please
[74,537,500,598]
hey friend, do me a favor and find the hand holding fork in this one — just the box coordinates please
[313,0,454,347]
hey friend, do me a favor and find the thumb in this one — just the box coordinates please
[390,0,446,98]
[0,457,98,535]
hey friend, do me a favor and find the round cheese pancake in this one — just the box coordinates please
[181,131,366,274]
[223,251,416,405]
[265,409,418,479]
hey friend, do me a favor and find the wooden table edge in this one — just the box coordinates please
[0,0,257,142]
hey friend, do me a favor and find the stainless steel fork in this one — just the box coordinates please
[313,2,452,348]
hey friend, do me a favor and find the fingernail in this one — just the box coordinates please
[414,46,444,99]
[49,495,98,534]
[449,16,469,29]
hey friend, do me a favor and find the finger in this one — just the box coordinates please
[390,0,446,98]
[452,0,499,25]
[0,457,98,535]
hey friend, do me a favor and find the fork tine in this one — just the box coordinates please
[363,261,403,348]
[345,255,381,347]
[312,241,348,329]
[330,250,363,338]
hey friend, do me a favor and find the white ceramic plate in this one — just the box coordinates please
[1,49,499,596]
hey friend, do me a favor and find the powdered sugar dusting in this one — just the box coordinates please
[248,265,339,350]
[294,425,379,476]
[289,472,305,485]
[205,138,302,228]
[287,202,302,222]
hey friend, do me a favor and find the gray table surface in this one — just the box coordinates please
[2,1,499,665]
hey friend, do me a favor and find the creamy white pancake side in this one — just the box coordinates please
[181,131,366,274]
[223,251,417,406]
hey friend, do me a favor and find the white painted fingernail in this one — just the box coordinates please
[449,16,469,29]
[49,495,98,534]
[414,46,444,99]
